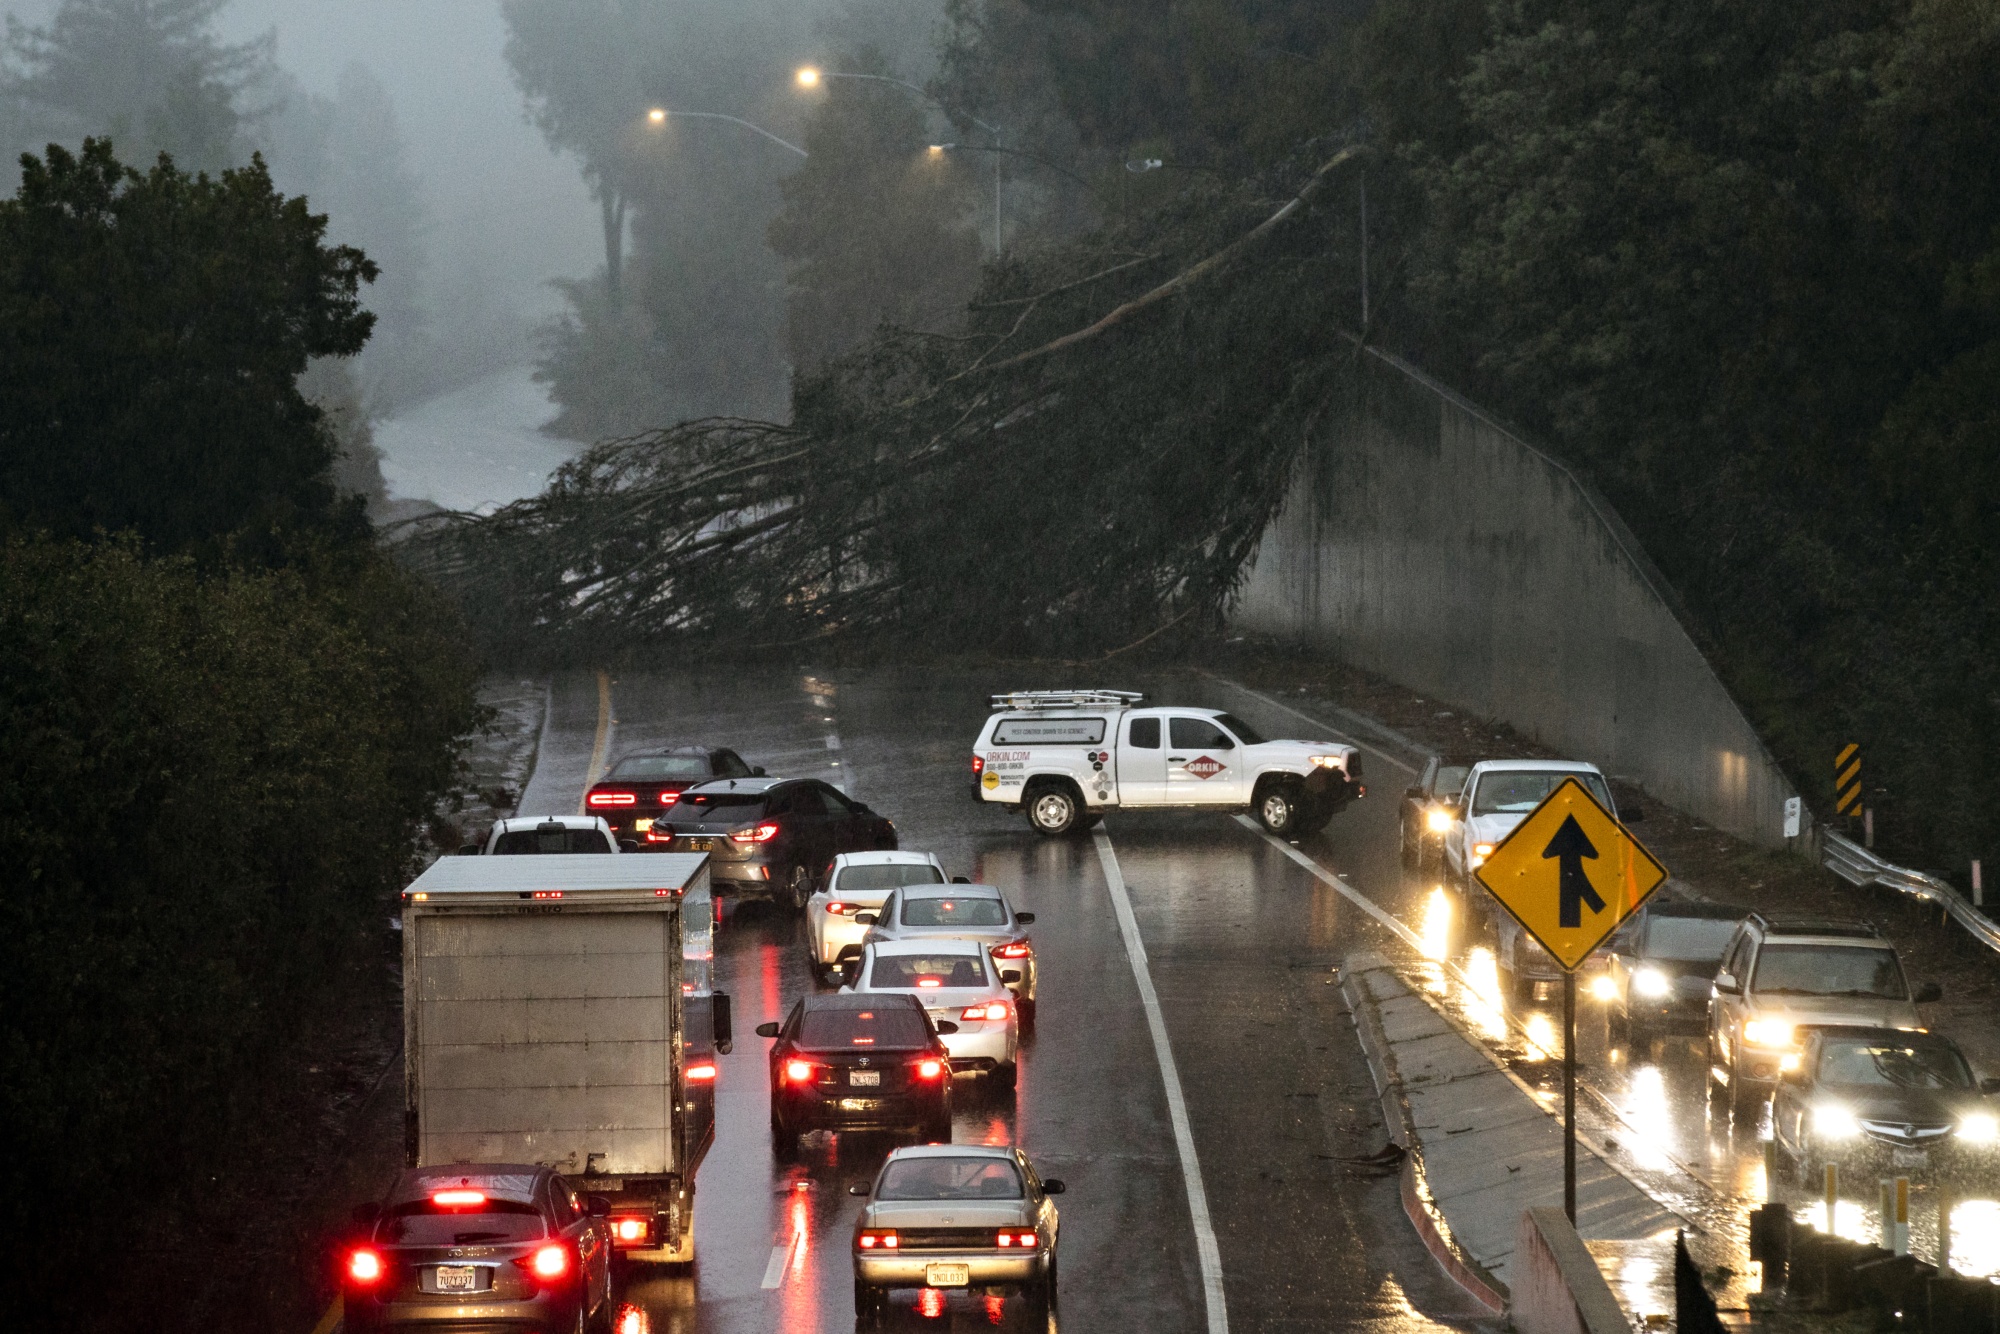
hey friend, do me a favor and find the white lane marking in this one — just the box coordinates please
[1234,815,1424,952]
[760,1236,795,1289]
[1202,675,1420,775]
[1092,830,1229,1334]
[824,734,842,750]
[575,670,616,815]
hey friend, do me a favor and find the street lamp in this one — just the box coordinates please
[646,107,806,158]
[796,67,1003,253]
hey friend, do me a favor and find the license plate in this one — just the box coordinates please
[925,1263,971,1288]
[1893,1149,1930,1168]
[686,838,711,851]
[849,1070,881,1087]
[634,818,654,832]
[434,1265,478,1292]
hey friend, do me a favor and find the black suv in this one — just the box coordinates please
[757,993,957,1158]
[1398,754,1477,869]
[1771,1027,2000,1185]
[649,778,897,909]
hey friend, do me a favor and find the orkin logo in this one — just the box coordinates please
[1183,755,1226,780]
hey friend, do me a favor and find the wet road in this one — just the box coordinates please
[507,664,2000,1333]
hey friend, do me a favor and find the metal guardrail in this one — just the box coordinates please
[1821,829,2000,954]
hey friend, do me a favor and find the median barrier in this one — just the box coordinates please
[1511,1207,1630,1334]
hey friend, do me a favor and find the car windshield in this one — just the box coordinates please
[1645,917,1740,962]
[610,755,710,779]
[869,953,989,990]
[797,1006,930,1049]
[1818,1041,1972,1089]
[1752,944,1907,999]
[876,1157,1025,1201]
[901,897,1008,928]
[677,792,767,819]
[1470,771,1614,815]
[835,864,946,893]
[378,1201,545,1245]
[1215,713,1267,745]
[493,827,611,854]
[1434,765,1471,797]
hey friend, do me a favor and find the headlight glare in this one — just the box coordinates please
[1961,1113,1999,1144]
[1426,807,1455,833]
[1308,755,1345,769]
[1632,968,1672,999]
[1813,1104,1860,1139]
[1742,1019,1796,1049]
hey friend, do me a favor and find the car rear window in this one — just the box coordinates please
[991,716,1106,745]
[797,1007,930,1049]
[493,828,612,854]
[378,1201,546,1245]
[1752,944,1906,999]
[877,1157,1024,1200]
[1644,917,1739,961]
[610,755,711,779]
[902,897,1008,928]
[1818,1041,1972,1089]
[869,953,990,989]
[835,864,946,893]
[677,792,767,817]
[1471,771,1614,814]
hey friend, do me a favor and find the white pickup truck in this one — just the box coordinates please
[970,690,1363,836]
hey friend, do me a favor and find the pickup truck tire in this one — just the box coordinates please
[1254,779,1308,835]
[1024,782,1084,837]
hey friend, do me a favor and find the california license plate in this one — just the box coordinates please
[925,1263,970,1288]
[686,838,711,851]
[434,1265,478,1292]
[633,818,654,832]
[848,1070,881,1087]
[1893,1149,1929,1168]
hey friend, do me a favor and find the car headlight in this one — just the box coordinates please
[1632,968,1672,999]
[1961,1113,1999,1144]
[1813,1104,1860,1139]
[1470,842,1494,868]
[1308,755,1346,769]
[1425,807,1455,833]
[1742,1019,1796,1049]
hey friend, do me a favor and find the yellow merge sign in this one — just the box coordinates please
[1473,778,1667,971]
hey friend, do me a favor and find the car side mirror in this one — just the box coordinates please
[1015,911,1036,924]
[350,1201,381,1225]
[1714,974,1740,996]
[459,844,480,856]
[755,1022,780,1039]
[1979,1077,2000,1096]
[951,876,971,884]
[1001,970,1022,984]
[752,766,767,776]
[1042,1179,1065,1195]
[618,838,640,853]
[935,1021,959,1035]
[855,912,878,925]
[848,1182,871,1196]
[586,1195,612,1217]
[713,991,733,1054]
[1916,981,1943,1003]
[1618,805,1644,823]
[1405,786,1426,801]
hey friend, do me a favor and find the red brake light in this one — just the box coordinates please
[530,1244,570,1279]
[825,901,847,915]
[915,1059,945,1079]
[531,890,562,899]
[686,1062,717,1082]
[858,1230,899,1250]
[588,791,637,806]
[785,1059,817,1084]
[730,821,781,844]
[917,977,942,988]
[971,755,984,774]
[991,939,1032,959]
[611,1216,650,1245]
[347,1248,384,1284]
[432,1189,486,1208]
[658,790,679,806]
[961,1001,1011,1021]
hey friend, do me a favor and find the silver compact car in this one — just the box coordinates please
[805,851,948,984]
[858,883,1039,1025]
[850,1144,1064,1324]
[845,940,1021,1086]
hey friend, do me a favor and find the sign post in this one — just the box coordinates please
[1474,777,1668,1222]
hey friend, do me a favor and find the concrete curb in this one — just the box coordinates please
[1341,952,1510,1316]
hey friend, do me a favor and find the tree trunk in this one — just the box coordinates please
[600,188,627,306]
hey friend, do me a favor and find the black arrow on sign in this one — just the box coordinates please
[1542,815,1606,927]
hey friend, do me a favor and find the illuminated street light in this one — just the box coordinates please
[648,108,667,125]
[796,66,821,88]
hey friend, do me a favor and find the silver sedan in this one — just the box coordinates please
[850,1144,1063,1324]
[858,883,1039,1024]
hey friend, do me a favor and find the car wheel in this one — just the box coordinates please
[1018,997,1037,1032]
[1024,784,1082,837]
[1255,780,1305,835]
[783,864,812,915]
[589,1259,617,1333]
[1399,823,1418,868]
[992,1061,1018,1091]
[854,1281,884,1322]
[770,1111,796,1161]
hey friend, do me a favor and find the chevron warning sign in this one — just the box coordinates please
[1835,743,1863,817]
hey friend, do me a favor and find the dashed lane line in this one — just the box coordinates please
[575,670,616,815]
[308,1296,340,1334]
[1092,830,1229,1334]
[760,1235,797,1289]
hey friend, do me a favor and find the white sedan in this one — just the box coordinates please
[859,883,1038,1025]
[845,940,1020,1088]
[805,851,948,984]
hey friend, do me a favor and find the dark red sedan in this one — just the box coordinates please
[583,746,762,842]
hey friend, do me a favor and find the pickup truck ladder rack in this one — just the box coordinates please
[988,689,1147,710]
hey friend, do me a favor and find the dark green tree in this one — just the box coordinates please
[0,138,377,556]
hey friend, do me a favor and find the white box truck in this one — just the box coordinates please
[399,853,729,1264]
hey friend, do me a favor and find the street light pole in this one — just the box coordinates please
[647,107,807,158]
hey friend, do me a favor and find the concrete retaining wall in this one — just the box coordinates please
[1512,1207,1633,1334]
[1231,345,1798,848]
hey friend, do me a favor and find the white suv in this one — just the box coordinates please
[971,690,1362,837]
[1442,759,1627,890]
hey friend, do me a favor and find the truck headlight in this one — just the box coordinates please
[1813,1104,1860,1139]
[1961,1113,1999,1144]
[1742,1019,1796,1049]
[1308,755,1345,770]
[1632,968,1672,999]
[1425,807,1455,833]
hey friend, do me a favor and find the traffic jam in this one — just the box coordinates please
[333,673,2000,1332]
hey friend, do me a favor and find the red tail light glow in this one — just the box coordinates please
[917,977,942,988]
[431,1189,486,1208]
[686,1062,717,1081]
[588,791,637,807]
[961,1001,1011,1021]
[611,1217,651,1246]
[531,890,563,899]
[784,1059,818,1084]
[991,939,1033,959]
[857,1230,899,1250]
[915,1059,945,1079]
[529,1244,570,1279]
[730,821,781,843]
[971,755,984,774]
[995,1230,1038,1248]
[824,901,847,914]
[347,1248,384,1284]
[657,791,679,806]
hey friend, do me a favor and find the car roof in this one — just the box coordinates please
[834,851,941,867]
[682,776,785,795]
[393,1165,546,1205]
[1645,901,1745,920]
[871,938,984,958]
[1756,919,1885,941]
[612,745,716,759]
[899,882,1004,900]
[1470,758,1605,774]
[801,991,924,1011]
[493,815,606,833]
[883,1143,1017,1163]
